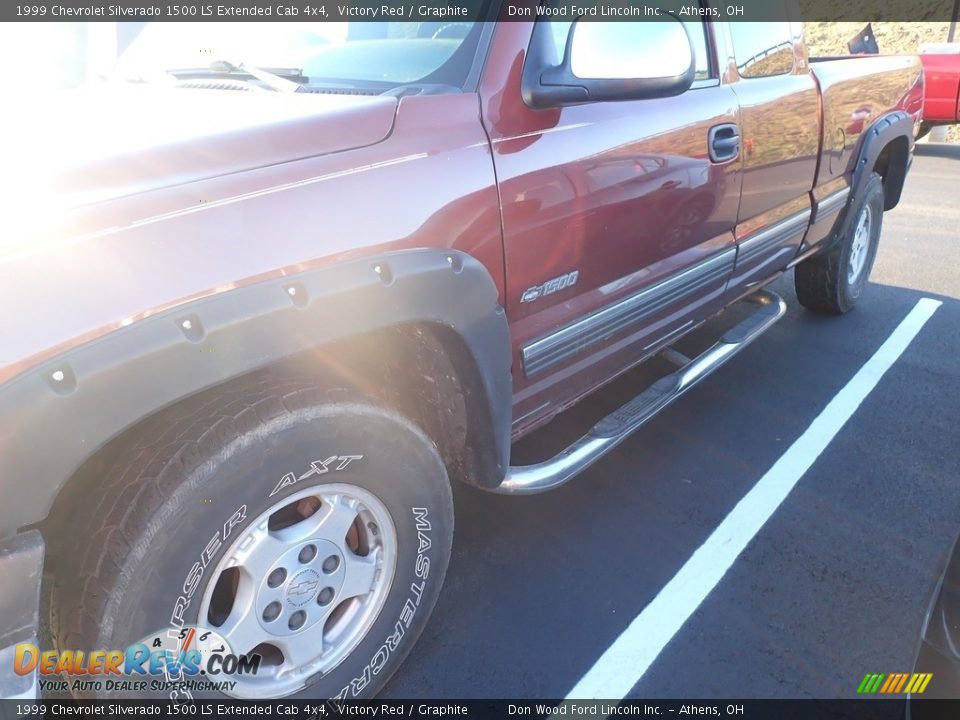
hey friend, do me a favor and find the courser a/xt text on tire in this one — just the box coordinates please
[50,379,453,700]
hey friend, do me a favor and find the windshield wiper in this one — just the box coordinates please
[167,60,304,93]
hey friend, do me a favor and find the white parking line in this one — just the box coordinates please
[565,297,942,701]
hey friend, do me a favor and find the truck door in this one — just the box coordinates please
[479,19,744,433]
[722,18,820,293]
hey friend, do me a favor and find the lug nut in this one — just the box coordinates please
[267,568,287,588]
[317,587,335,606]
[288,610,306,630]
[298,545,317,564]
[262,601,282,623]
[322,555,340,573]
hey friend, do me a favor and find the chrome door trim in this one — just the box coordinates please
[521,247,736,377]
[736,208,812,266]
[813,187,850,222]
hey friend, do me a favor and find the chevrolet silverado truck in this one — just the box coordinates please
[0,13,923,701]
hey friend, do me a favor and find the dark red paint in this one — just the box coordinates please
[0,22,923,441]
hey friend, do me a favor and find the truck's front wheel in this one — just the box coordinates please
[794,172,885,315]
[50,381,453,700]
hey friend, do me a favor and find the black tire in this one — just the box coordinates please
[794,172,885,315]
[49,376,453,700]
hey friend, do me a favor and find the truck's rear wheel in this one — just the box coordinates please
[50,380,453,700]
[794,172,885,314]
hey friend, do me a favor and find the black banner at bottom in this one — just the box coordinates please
[0,698,960,720]
[1,699,957,720]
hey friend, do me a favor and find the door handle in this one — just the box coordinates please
[709,124,741,163]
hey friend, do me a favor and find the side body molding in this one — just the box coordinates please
[0,249,512,538]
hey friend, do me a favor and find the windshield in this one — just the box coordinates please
[113,21,484,90]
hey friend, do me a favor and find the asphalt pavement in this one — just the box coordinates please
[382,144,960,700]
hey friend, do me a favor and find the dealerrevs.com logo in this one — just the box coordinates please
[13,626,261,694]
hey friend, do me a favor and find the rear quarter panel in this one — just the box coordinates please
[810,54,923,190]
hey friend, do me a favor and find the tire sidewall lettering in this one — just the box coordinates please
[103,407,451,701]
[168,456,363,639]
[336,507,433,700]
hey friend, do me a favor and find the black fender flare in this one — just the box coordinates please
[0,249,512,538]
[849,110,914,212]
[817,110,914,256]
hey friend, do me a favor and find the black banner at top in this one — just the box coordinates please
[3,0,960,23]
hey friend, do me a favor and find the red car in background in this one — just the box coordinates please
[918,43,960,137]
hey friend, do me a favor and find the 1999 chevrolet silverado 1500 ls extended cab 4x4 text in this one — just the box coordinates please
[0,12,922,700]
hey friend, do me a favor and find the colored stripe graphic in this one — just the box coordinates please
[879,674,896,693]
[894,673,910,693]
[906,673,934,694]
[857,672,932,694]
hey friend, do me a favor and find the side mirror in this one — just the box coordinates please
[522,19,695,109]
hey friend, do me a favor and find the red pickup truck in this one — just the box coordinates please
[0,16,922,700]
[918,44,960,137]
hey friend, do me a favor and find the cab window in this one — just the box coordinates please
[683,22,712,82]
[729,22,795,78]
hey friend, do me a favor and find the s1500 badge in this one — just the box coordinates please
[521,270,580,303]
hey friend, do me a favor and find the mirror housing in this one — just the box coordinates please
[522,19,696,109]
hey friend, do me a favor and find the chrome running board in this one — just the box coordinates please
[493,290,787,495]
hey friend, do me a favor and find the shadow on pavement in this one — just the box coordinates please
[383,276,960,698]
[915,143,960,160]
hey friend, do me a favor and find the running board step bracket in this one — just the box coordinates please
[492,290,787,495]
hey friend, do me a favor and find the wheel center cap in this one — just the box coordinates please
[285,568,321,607]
